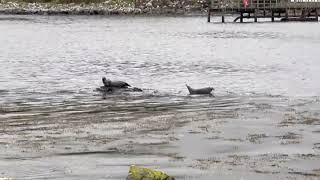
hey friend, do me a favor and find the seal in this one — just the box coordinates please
[186,84,214,95]
[102,77,131,88]
[96,77,142,93]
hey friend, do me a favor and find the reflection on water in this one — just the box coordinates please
[0,15,320,179]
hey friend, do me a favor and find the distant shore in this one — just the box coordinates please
[0,0,207,15]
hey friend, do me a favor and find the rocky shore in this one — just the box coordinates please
[0,0,207,15]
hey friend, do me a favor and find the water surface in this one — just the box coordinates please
[0,15,320,179]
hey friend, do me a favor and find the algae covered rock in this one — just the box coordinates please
[126,165,175,180]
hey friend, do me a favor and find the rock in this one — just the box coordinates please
[0,0,205,15]
[146,1,153,8]
[126,165,175,180]
[96,86,143,93]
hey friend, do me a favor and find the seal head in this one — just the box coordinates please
[102,77,112,87]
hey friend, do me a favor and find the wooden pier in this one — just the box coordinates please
[207,0,320,22]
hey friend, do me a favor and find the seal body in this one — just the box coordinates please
[98,77,141,93]
[102,77,130,88]
[186,84,214,95]
[109,81,131,88]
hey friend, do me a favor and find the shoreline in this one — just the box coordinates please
[0,1,207,16]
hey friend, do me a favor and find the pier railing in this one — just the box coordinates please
[210,0,320,11]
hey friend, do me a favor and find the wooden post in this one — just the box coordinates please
[316,9,319,21]
[222,15,225,23]
[285,9,288,19]
[240,12,243,23]
[301,9,305,19]
[271,11,274,22]
[254,9,258,22]
[207,0,211,22]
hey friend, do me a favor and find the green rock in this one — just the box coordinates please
[126,165,175,180]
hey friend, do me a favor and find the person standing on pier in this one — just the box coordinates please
[243,0,249,8]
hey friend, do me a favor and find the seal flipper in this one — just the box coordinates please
[123,82,131,88]
[186,84,194,94]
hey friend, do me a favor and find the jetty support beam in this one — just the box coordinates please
[254,9,258,22]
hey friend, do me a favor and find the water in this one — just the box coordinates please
[0,15,320,179]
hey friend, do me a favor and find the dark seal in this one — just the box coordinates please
[97,77,142,93]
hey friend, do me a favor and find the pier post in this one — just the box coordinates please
[316,9,319,21]
[301,9,305,18]
[285,9,288,19]
[271,11,274,22]
[240,12,243,23]
[222,15,225,23]
[254,9,258,22]
[207,0,211,22]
